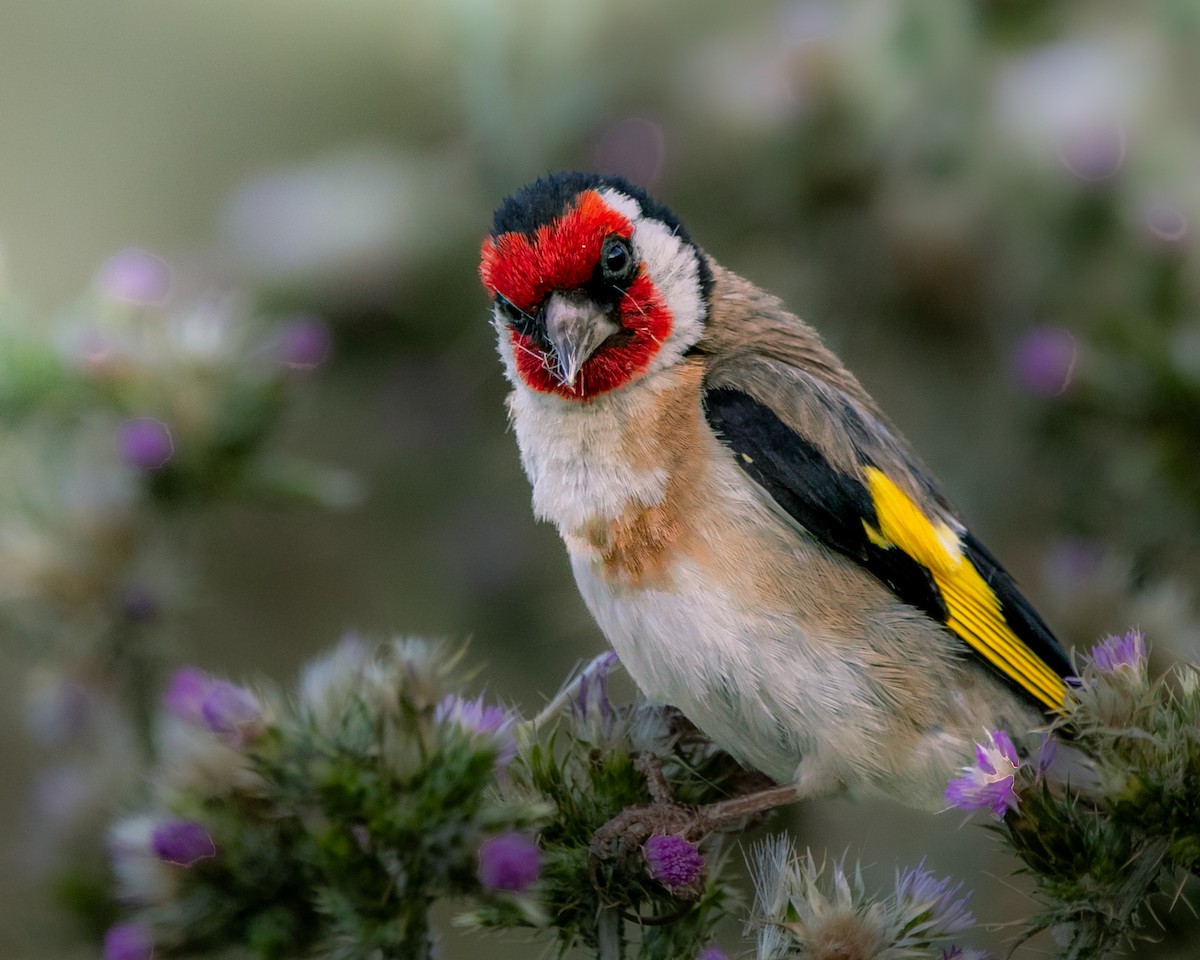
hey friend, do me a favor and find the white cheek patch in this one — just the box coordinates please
[598,187,706,372]
[632,217,705,360]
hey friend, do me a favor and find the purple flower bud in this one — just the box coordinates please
[116,418,174,470]
[895,860,974,933]
[201,681,265,747]
[1044,537,1105,591]
[1146,201,1189,244]
[944,729,1022,817]
[163,667,212,723]
[1012,327,1077,396]
[436,695,517,767]
[1056,120,1125,181]
[103,921,155,960]
[436,695,509,736]
[477,832,541,893]
[696,946,727,960]
[643,834,705,892]
[572,650,620,727]
[276,315,331,370]
[151,820,216,867]
[120,586,159,625]
[1034,735,1058,777]
[1090,630,1147,676]
[97,248,171,305]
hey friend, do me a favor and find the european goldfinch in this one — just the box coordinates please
[480,172,1072,813]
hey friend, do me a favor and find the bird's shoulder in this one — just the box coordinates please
[697,263,949,519]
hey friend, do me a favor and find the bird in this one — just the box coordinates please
[479,171,1072,820]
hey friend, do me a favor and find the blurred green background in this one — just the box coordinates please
[2,0,1199,956]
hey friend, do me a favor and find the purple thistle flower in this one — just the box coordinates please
[104,921,155,960]
[116,418,174,470]
[945,730,1022,817]
[1145,201,1188,244]
[436,694,517,767]
[201,681,265,747]
[1034,735,1058,777]
[1012,326,1077,396]
[696,946,727,960]
[477,832,541,892]
[436,695,509,736]
[895,860,975,933]
[276,315,331,370]
[120,586,159,625]
[572,650,619,723]
[643,834,705,892]
[1044,537,1105,591]
[97,248,171,305]
[1056,120,1125,182]
[1090,630,1148,676]
[163,667,212,723]
[941,948,987,960]
[151,820,216,867]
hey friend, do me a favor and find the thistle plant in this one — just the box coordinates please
[463,649,756,960]
[945,632,1200,959]
[102,643,768,960]
[749,837,981,960]
[0,253,353,944]
[0,252,350,732]
[100,630,1200,960]
[104,638,546,960]
[102,642,751,959]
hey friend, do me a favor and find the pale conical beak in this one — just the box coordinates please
[544,292,620,388]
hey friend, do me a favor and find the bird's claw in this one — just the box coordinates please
[588,799,698,864]
[590,752,706,866]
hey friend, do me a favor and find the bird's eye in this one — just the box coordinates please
[600,236,635,281]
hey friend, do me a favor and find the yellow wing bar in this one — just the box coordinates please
[861,468,1066,710]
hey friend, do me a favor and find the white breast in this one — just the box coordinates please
[505,375,671,534]
[573,506,904,789]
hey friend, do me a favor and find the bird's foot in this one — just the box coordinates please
[589,797,699,864]
[590,752,800,864]
[589,753,696,863]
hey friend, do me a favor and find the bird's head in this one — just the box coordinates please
[480,172,712,401]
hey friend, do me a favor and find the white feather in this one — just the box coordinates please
[501,359,670,531]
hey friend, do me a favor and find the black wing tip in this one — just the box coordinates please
[962,532,1074,680]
